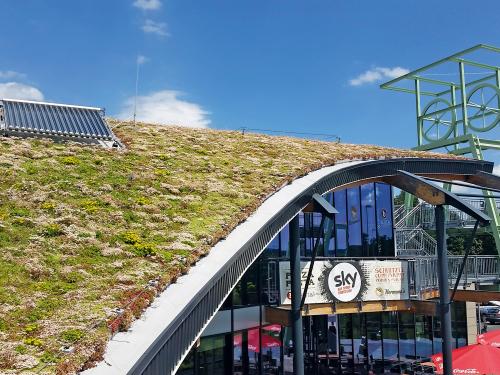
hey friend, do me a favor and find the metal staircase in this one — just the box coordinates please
[394,198,500,257]
[394,202,437,256]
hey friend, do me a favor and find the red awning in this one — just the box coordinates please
[432,344,500,374]
[477,329,500,347]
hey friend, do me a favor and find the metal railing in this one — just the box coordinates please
[394,202,427,229]
[395,228,437,257]
[408,255,500,298]
[393,204,407,225]
[395,199,500,230]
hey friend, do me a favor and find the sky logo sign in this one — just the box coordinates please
[327,262,363,302]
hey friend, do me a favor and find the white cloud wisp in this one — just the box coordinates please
[133,0,162,11]
[0,71,26,80]
[118,90,210,128]
[349,66,410,87]
[141,19,169,36]
[0,82,44,101]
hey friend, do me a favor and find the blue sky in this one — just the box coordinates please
[0,0,499,149]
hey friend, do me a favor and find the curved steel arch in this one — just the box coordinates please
[90,158,493,375]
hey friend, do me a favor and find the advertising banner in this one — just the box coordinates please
[279,260,409,305]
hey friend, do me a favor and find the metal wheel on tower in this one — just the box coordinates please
[421,98,456,142]
[466,83,500,132]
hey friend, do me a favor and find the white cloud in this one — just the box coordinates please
[133,0,162,10]
[137,55,149,65]
[141,19,169,36]
[493,165,500,176]
[0,82,44,101]
[349,66,410,86]
[0,71,26,80]
[117,90,210,128]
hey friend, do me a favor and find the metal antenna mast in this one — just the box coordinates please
[133,55,146,125]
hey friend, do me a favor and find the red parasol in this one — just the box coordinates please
[234,328,281,353]
[477,329,500,347]
[432,343,500,374]
[262,324,282,333]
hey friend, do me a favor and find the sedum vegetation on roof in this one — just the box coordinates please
[0,120,458,373]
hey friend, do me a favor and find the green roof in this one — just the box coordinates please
[0,120,458,373]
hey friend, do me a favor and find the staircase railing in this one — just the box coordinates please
[395,227,437,257]
[394,202,425,229]
[393,204,407,225]
[398,198,500,230]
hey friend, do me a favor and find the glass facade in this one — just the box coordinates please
[270,183,395,259]
[177,182,469,375]
[178,306,468,375]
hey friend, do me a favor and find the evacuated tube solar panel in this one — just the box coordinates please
[2,99,114,140]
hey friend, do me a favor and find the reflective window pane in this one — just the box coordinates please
[352,314,366,365]
[280,224,289,258]
[347,188,362,256]
[399,312,416,363]
[338,314,354,373]
[334,190,347,257]
[375,183,394,256]
[261,325,282,375]
[382,312,399,371]
[198,335,226,375]
[452,302,467,349]
[415,314,433,357]
[366,312,382,364]
[361,184,377,257]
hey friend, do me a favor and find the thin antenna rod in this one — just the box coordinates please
[133,56,140,125]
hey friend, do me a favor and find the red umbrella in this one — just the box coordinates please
[233,329,281,353]
[262,324,282,333]
[432,343,500,374]
[478,330,500,347]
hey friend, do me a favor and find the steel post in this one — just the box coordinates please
[458,61,469,135]
[289,214,304,375]
[415,79,422,146]
[436,205,453,375]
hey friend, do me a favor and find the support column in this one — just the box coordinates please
[436,205,453,375]
[289,214,304,375]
